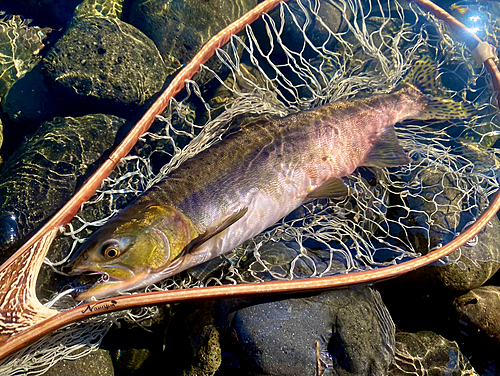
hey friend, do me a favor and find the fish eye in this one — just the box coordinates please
[102,240,121,259]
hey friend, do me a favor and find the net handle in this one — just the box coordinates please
[0,0,499,360]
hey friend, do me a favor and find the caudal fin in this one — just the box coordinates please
[401,56,475,120]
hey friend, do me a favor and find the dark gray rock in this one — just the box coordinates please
[42,16,171,109]
[265,0,348,60]
[388,331,477,376]
[44,349,114,376]
[229,288,395,376]
[0,114,128,263]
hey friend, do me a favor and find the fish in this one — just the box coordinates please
[67,57,473,300]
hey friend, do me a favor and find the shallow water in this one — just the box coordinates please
[0,0,499,375]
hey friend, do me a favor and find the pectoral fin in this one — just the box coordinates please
[184,207,248,254]
[307,177,350,199]
[362,126,410,168]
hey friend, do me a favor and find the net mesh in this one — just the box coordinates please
[1,0,498,374]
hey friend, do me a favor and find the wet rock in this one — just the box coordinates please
[265,0,348,60]
[42,13,171,111]
[0,114,128,262]
[44,348,114,376]
[401,167,500,291]
[454,286,500,345]
[388,331,477,376]
[184,325,221,376]
[126,0,258,63]
[227,288,395,376]
[0,15,50,150]
[450,286,500,376]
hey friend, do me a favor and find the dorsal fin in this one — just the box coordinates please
[362,126,410,168]
[184,207,248,254]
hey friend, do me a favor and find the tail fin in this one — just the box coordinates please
[400,56,475,120]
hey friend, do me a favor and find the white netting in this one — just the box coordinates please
[2,0,498,374]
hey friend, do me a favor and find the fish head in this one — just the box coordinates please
[67,203,197,300]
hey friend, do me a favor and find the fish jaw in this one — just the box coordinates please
[68,260,148,301]
[73,269,150,301]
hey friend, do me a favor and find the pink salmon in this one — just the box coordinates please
[67,57,472,300]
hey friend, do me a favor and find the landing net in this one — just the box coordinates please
[2,0,498,374]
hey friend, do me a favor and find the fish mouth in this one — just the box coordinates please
[70,268,149,301]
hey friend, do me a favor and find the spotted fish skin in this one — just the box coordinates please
[68,82,464,300]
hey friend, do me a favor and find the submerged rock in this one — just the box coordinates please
[74,0,124,19]
[0,15,49,99]
[0,15,50,152]
[388,331,477,376]
[126,0,258,64]
[401,167,500,291]
[0,114,128,262]
[42,3,173,111]
[239,240,347,283]
[227,288,395,376]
